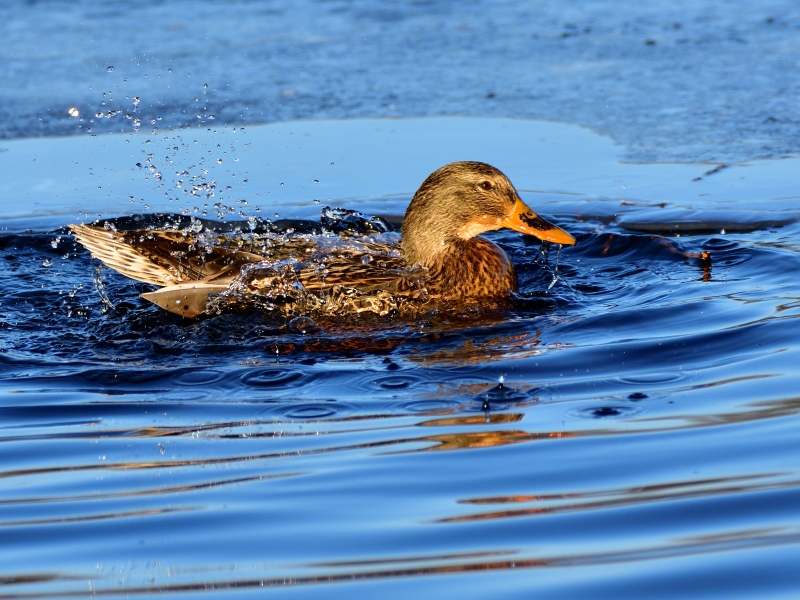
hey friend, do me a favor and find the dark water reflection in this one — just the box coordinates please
[3,203,800,598]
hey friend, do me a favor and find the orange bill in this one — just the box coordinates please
[501,197,576,245]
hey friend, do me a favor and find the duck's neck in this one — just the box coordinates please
[400,216,451,270]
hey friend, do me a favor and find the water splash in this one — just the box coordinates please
[207,235,427,319]
[92,264,114,314]
[287,316,320,334]
[141,208,423,318]
[547,245,563,290]
[319,206,391,234]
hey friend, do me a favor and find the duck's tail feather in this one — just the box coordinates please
[70,224,265,287]
[70,224,178,286]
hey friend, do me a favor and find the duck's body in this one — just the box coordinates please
[70,162,575,317]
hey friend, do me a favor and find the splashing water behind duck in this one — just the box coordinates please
[206,228,432,318]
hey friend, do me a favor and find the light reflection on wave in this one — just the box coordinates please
[5,527,800,598]
[441,473,795,523]
[5,392,800,484]
[0,506,192,529]
[0,474,297,508]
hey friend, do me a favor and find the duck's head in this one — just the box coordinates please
[401,161,576,267]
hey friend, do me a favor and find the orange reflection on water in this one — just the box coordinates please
[440,473,790,524]
[417,414,523,427]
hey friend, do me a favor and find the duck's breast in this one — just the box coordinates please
[430,237,517,298]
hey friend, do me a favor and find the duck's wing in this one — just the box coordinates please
[297,254,420,295]
[69,225,265,286]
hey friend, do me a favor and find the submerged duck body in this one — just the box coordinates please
[70,161,576,318]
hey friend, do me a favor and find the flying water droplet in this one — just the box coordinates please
[547,245,564,289]
[93,265,114,313]
[287,316,319,334]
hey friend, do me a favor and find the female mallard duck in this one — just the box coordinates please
[71,161,575,318]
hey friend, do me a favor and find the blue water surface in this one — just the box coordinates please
[2,0,800,162]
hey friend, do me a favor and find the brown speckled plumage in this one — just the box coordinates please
[70,161,575,317]
[423,237,517,298]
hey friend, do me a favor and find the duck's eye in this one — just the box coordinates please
[480,181,493,191]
